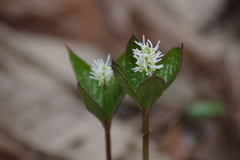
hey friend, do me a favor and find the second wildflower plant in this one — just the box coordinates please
[111,34,183,112]
[111,34,183,160]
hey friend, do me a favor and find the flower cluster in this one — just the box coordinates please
[132,35,164,76]
[89,54,113,86]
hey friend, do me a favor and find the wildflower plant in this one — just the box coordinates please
[111,34,183,160]
[68,47,125,160]
[112,35,183,112]
[67,34,183,160]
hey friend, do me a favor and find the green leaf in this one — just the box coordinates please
[111,60,136,100]
[68,46,125,123]
[78,83,107,122]
[186,100,224,119]
[125,34,148,91]
[155,44,183,91]
[135,74,165,111]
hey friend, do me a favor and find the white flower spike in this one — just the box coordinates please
[132,35,164,76]
[90,54,113,86]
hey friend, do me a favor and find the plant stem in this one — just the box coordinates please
[142,111,150,160]
[104,123,112,160]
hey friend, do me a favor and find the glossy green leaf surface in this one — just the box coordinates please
[68,47,125,123]
[186,100,224,119]
[78,83,106,122]
[155,44,183,91]
[135,74,165,111]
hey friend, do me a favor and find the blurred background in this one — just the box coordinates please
[0,0,240,160]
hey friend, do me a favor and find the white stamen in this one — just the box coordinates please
[89,54,113,86]
[132,35,164,76]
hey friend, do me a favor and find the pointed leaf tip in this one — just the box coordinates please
[180,42,184,51]
[65,44,69,49]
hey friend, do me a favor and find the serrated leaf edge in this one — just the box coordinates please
[157,45,183,91]
[111,61,136,99]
